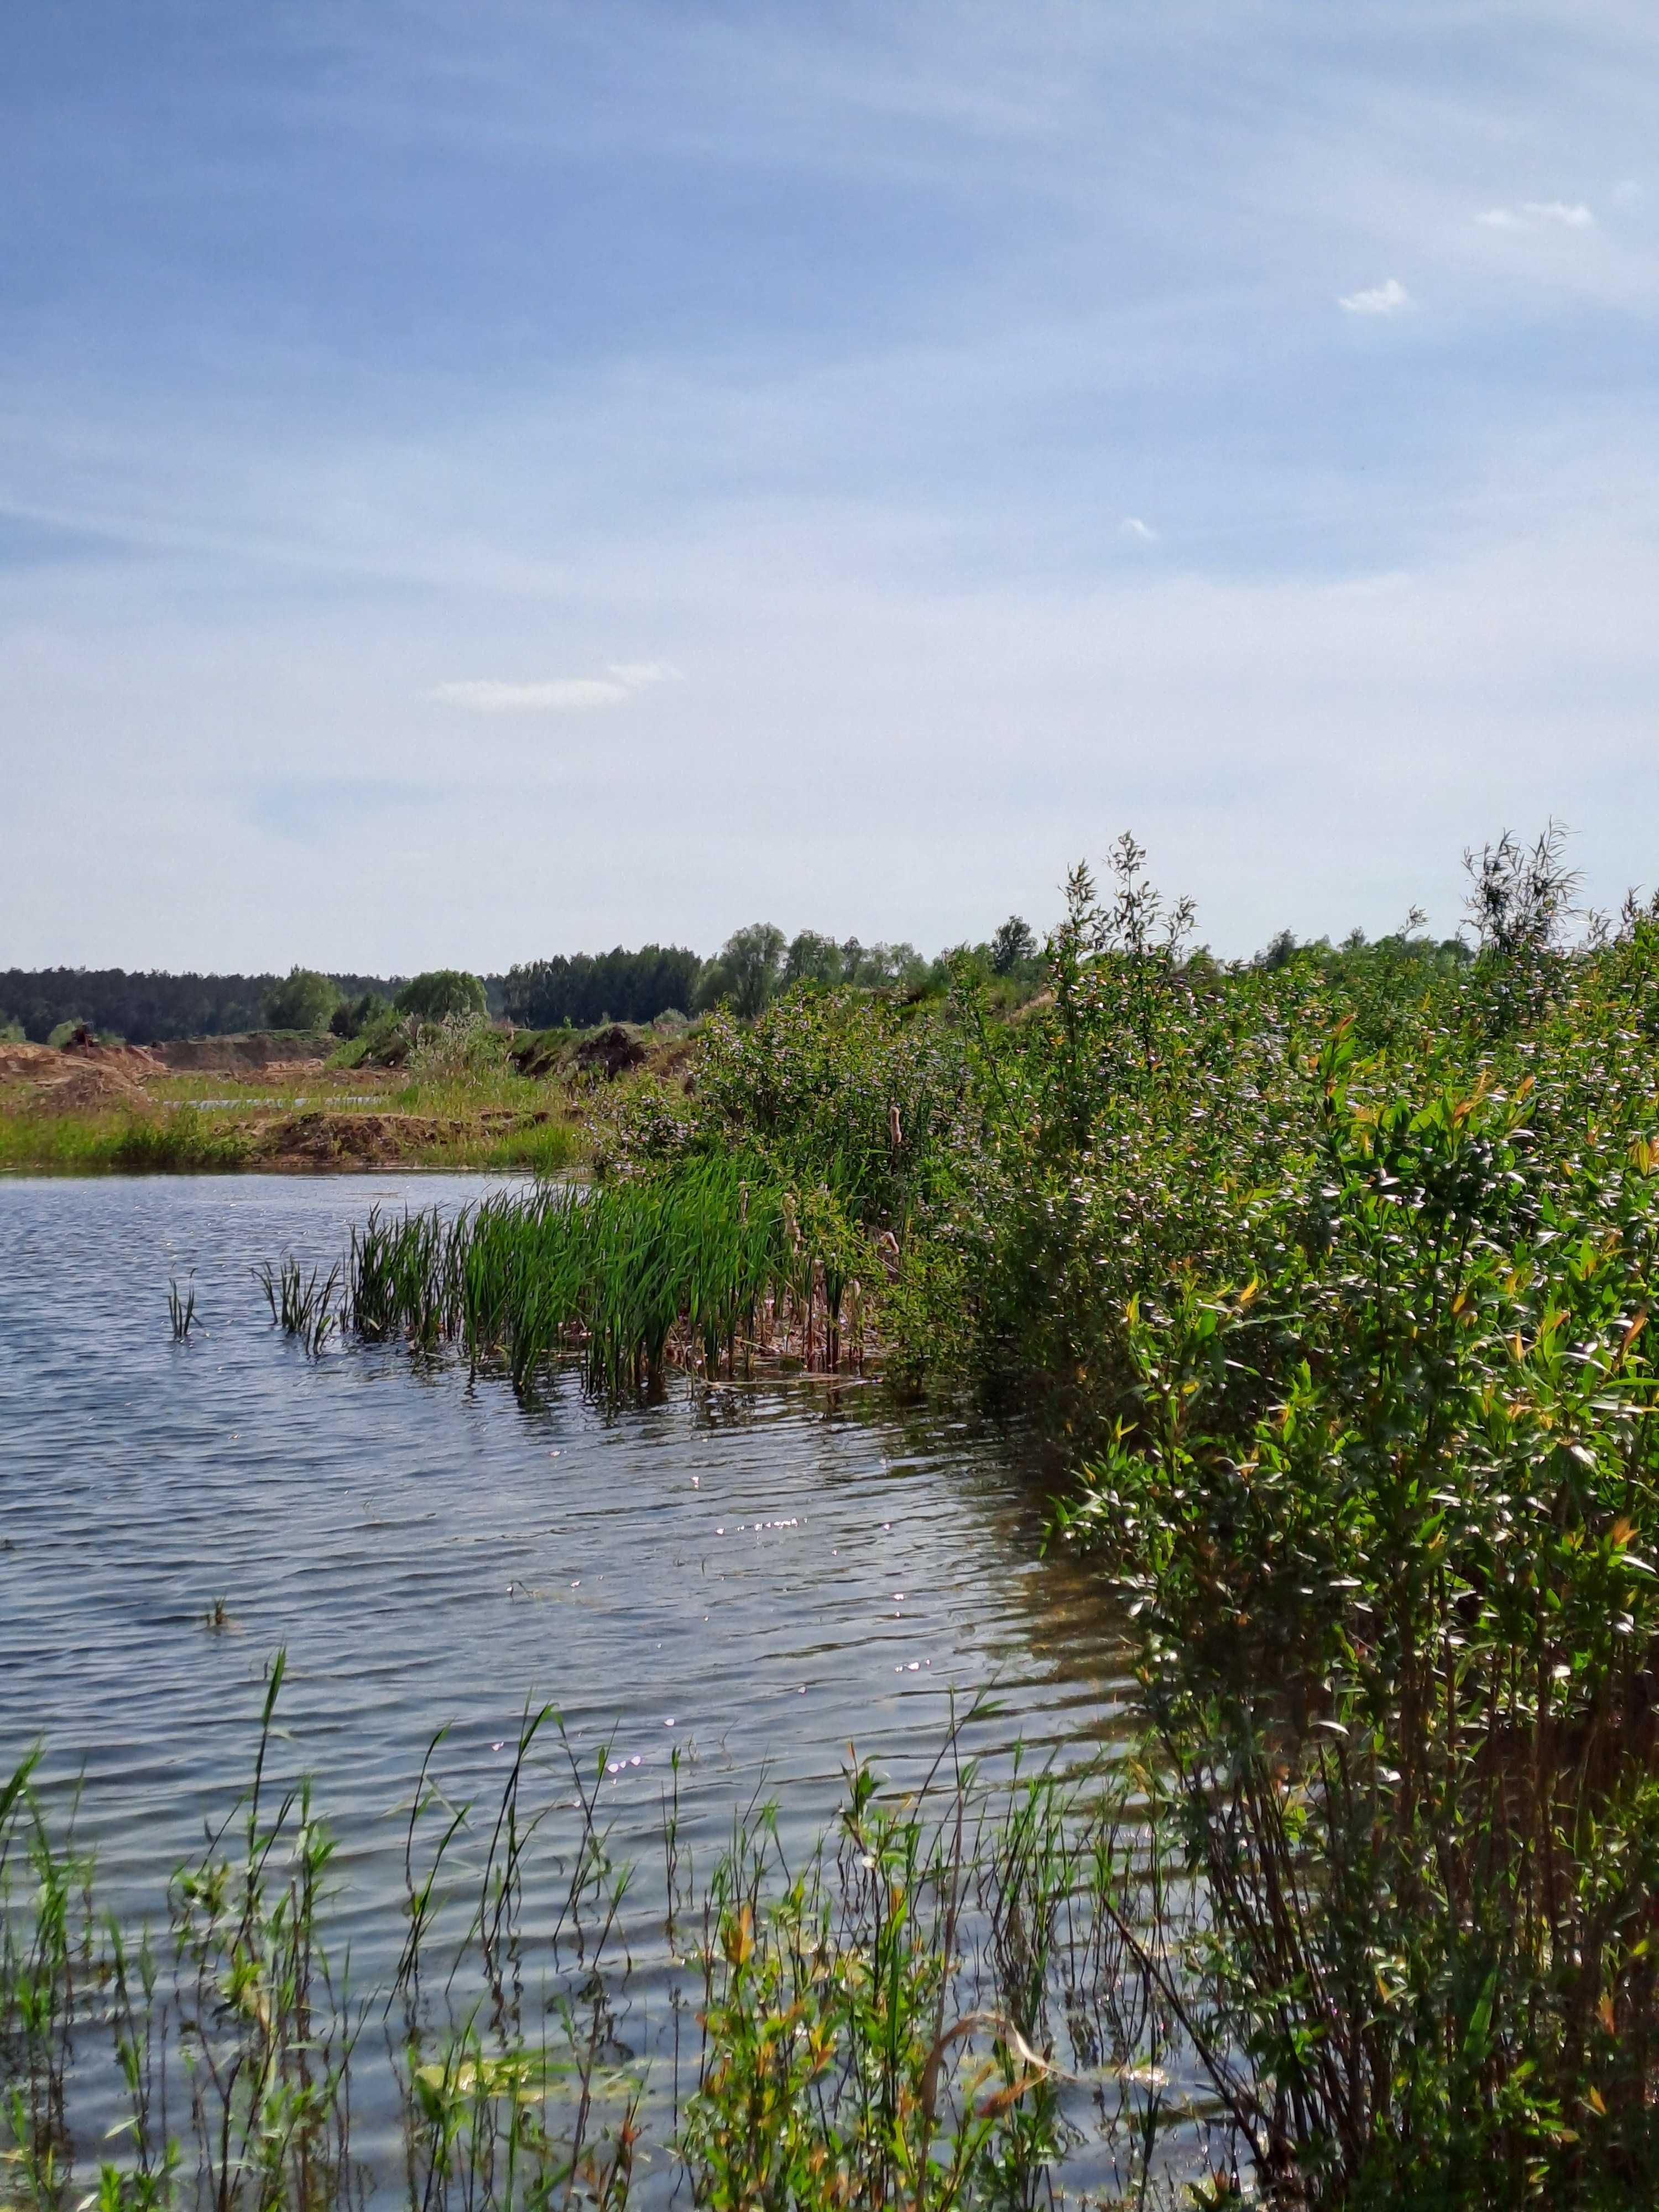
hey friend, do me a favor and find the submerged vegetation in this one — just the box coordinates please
[2,1668,1209,2211]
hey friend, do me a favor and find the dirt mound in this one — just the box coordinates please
[38,1063,153,1114]
[256,1111,447,1166]
[0,1040,154,1114]
[575,1024,648,1081]
[59,1033,162,1075]
[152,1033,329,1072]
[0,1044,57,1084]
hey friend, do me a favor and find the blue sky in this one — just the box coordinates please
[3,1,1656,969]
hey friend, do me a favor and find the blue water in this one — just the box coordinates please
[0,1173,1140,2193]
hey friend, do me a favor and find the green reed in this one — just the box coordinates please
[255,1257,339,1357]
[1,1670,1206,2212]
[0,1112,251,1177]
[110,1116,251,1175]
[333,1157,868,1396]
[166,1276,197,1342]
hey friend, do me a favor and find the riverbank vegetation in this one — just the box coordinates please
[2,1668,1198,2212]
[0,1021,600,1175]
[10,827,1659,2204]
[239,825,1659,2206]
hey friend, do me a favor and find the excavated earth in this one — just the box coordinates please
[1,1037,565,1170]
[0,1040,158,1114]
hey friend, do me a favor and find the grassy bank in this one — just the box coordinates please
[0,1103,583,1177]
[0,1030,597,1176]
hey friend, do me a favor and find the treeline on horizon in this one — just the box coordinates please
[0,947,709,1045]
[0,931,987,1044]
[1,907,1473,1047]
[0,967,405,1048]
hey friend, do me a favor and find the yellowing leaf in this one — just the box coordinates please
[977,2070,1046,2120]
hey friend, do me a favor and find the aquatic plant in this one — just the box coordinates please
[0,1671,1212,2210]
[255,1256,339,1357]
[166,1276,196,1342]
[334,1158,873,1395]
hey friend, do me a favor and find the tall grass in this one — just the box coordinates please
[257,1257,340,1356]
[112,1117,251,1172]
[0,1112,250,1176]
[334,1157,870,1393]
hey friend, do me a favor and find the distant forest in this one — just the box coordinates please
[1,914,1471,1047]
[501,946,702,1029]
[0,968,406,1046]
[0,946,705,1045]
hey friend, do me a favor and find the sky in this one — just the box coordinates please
[2,1,1657,972]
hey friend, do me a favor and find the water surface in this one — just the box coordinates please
[0,1175,1139,2188]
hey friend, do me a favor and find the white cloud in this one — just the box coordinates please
[1338,276,1410,315]
[607,660,683,686]
[431,663,682,712]
[1120,516,1157,542]
[433,677,629,712]
[1478,200,1594,229]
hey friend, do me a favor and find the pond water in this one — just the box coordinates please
[0,1175,1153,2197]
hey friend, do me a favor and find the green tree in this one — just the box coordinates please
[697,925,785,1021]
[783,931,843,988]
[394,970,488,1022]
[989,915,1037,975]
[329,990,391,1040]
[265,967,341,1031]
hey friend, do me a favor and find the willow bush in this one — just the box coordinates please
[659,831,1659,2202]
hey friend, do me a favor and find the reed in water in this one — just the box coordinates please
[1,1664,1212,2211]
[337,1160,872,1394]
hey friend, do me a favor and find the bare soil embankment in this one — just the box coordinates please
[1,1034,581,1173]
[0,1040,158,1114]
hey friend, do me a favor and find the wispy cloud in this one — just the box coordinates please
[434,663,681,713]
[1120,516,1157,543]
[1338,276,1410,316]
[434,677,630,712]
[1477,200,1594,229]
[606,660,682,686]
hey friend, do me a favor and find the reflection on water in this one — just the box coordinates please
[0,1175,1143,2193]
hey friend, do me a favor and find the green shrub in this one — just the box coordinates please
[394,970,488,1022]
[328,989,390,1040]
[109,1114,251,1172]
[264,966,341,1030]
